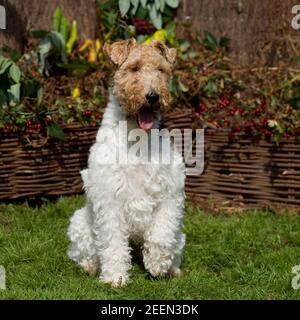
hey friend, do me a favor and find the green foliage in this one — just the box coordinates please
[117,0,180,30]
[0,56,23,106]
[36,31,68,76]
[47,123,66,140]
[98,0,125,41]
[33,7,80,76]
[204,31,231,52]
[66,21,78,55]
[0,54,43,130]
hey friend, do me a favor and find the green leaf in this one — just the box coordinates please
[23,79,40,98]
[203,80,218,96]
[1,46,22,62]
[219,37,231,48]
[47,123,66,140]
[130,0,139,15]
[178,79,189,92]
[60,16,70,42]
[165,0,179,8]
[149,5,162,29]
[180,40,190,52]
[57,62,95,72]
[204,31,218,52]
[270,95,278,108]
[119,0,131,16]
[0,58,13,75]
[53,6,62,32]
[66,21,77,56]
[155,0,161,10]
[135,5,148,19]
[50,32,67,60]
[274,133,282,145]
[31,30,49,39]
[141,0,148,8]
[276,122,285,134]
[9,63,21,83]
[37,87,43,106]
[8,83,21,103]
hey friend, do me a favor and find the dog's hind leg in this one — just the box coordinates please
[67,205,98,276]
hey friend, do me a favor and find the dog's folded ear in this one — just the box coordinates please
[103,38,136,66]
[150,40,177,65]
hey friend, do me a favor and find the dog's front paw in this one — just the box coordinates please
[100,273,129,288]
[143,243,173,278]
[168,266,182,278]
[79,258,98,276]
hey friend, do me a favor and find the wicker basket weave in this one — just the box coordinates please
[164,109,300,206]
[1,109,300,206]
[0,125,98,199]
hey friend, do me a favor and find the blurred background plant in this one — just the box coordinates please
[0,0,300,143]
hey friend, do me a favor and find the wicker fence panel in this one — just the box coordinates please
[164,110,300,206]
[0,126,98,199]
[1,110,300,206]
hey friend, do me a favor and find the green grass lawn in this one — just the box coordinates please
[0,196,300,300]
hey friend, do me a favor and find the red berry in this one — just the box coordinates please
[94,112,102,120]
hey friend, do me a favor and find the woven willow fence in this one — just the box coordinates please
[1,110,300,205]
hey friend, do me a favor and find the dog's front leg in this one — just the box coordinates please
[143,197,186,278]
[93,207,131,288]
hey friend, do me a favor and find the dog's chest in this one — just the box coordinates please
[121,164,170,233]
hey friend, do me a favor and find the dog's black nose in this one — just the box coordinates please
[146,91,159,104]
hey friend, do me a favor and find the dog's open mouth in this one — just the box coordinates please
[136,107,156,130]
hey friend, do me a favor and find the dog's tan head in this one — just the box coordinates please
[104,38,176,130]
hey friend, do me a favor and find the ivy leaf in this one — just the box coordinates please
[9,63,22,83]
[119,0,131,16]
[47,123,66,140]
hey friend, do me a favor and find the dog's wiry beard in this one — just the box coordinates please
[112,77,171,130]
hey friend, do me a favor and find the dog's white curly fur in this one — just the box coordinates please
[67,93,186,287]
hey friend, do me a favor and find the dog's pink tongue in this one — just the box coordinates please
[138,110,154,130]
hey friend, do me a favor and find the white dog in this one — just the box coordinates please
[67,39,186,288]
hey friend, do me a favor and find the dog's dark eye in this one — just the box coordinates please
[158,67,165,73]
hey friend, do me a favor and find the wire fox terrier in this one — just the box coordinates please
[67,39,186,288]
